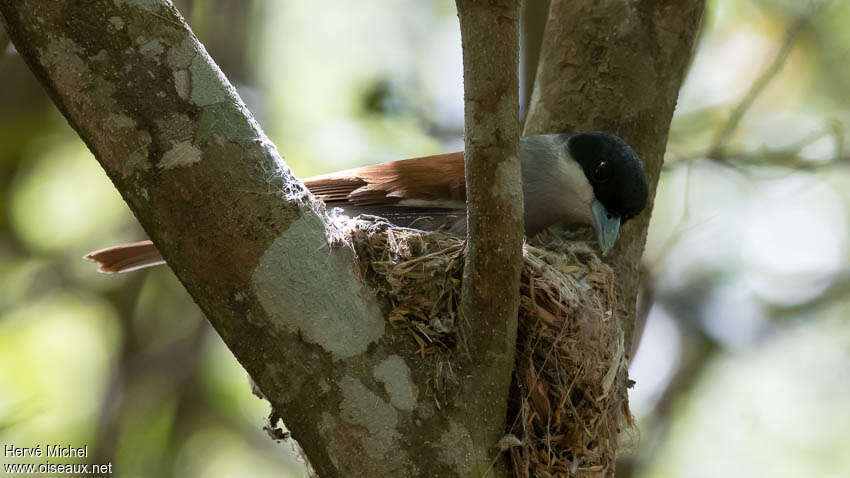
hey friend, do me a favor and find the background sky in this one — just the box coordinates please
[1,0,848,477]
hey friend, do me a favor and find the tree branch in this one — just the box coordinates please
[523,0,705,349]
[709,9,822,156]
[455,0,523,474]
[0,2,498,476]
[519,0,550,119]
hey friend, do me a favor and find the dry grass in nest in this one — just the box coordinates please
[339,216,636,477]
[509,235,636,477]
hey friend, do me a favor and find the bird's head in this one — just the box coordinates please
[520,132,648,253]
[566,131,648,252]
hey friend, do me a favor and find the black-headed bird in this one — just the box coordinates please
[85,131,647,273]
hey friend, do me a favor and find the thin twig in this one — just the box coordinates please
[709,11,819,155]
[667,126,849,172]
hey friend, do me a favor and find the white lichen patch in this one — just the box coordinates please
[438,422,478,473]
[138,37,165,59]
[251,214,385,360]
[167,37,195,70]
[105,113,136,130]
[188,51,230,106]
[120,138,152,179]
[159,141,202,169]
[173,69,190,100]
[155,113,193,141]
[113,0,161,11]
[108,16,124,30]
[40,37,89,90]
[339,376,401,460]
[373,355,418,411]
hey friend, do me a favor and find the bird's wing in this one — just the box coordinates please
[304,151,466,209]
[86,152,468,273]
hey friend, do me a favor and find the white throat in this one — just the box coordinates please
[519,134,595,235]
[554,144,595,224]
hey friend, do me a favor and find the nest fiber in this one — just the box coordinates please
[341,216,635,477]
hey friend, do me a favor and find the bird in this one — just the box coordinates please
[85,131,647,273]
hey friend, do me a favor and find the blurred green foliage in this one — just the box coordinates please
[0,0,848,477]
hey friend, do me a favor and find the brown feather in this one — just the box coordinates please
[84,240,163,273]
[86,151,467,273]
[305,151,466,208]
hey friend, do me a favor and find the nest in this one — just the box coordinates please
[340,216,636,477]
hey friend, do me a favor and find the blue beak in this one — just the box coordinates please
[591,200,621,254]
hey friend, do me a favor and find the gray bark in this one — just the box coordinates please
[0,1,516,476]
[524,0,705,349]
[519,0,550,119]
[456,0,523,475]
[0,0,705,475]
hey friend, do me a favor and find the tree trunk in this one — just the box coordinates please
[0,0,703,476]
[455,0,523,475]
[0,1,515,476]
[519,0,550,119]
[524,0,705,349]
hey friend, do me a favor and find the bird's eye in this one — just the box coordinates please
[594,161,613,183]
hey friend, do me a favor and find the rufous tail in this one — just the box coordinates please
[85,151,467,273]
[84,240,164,273]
